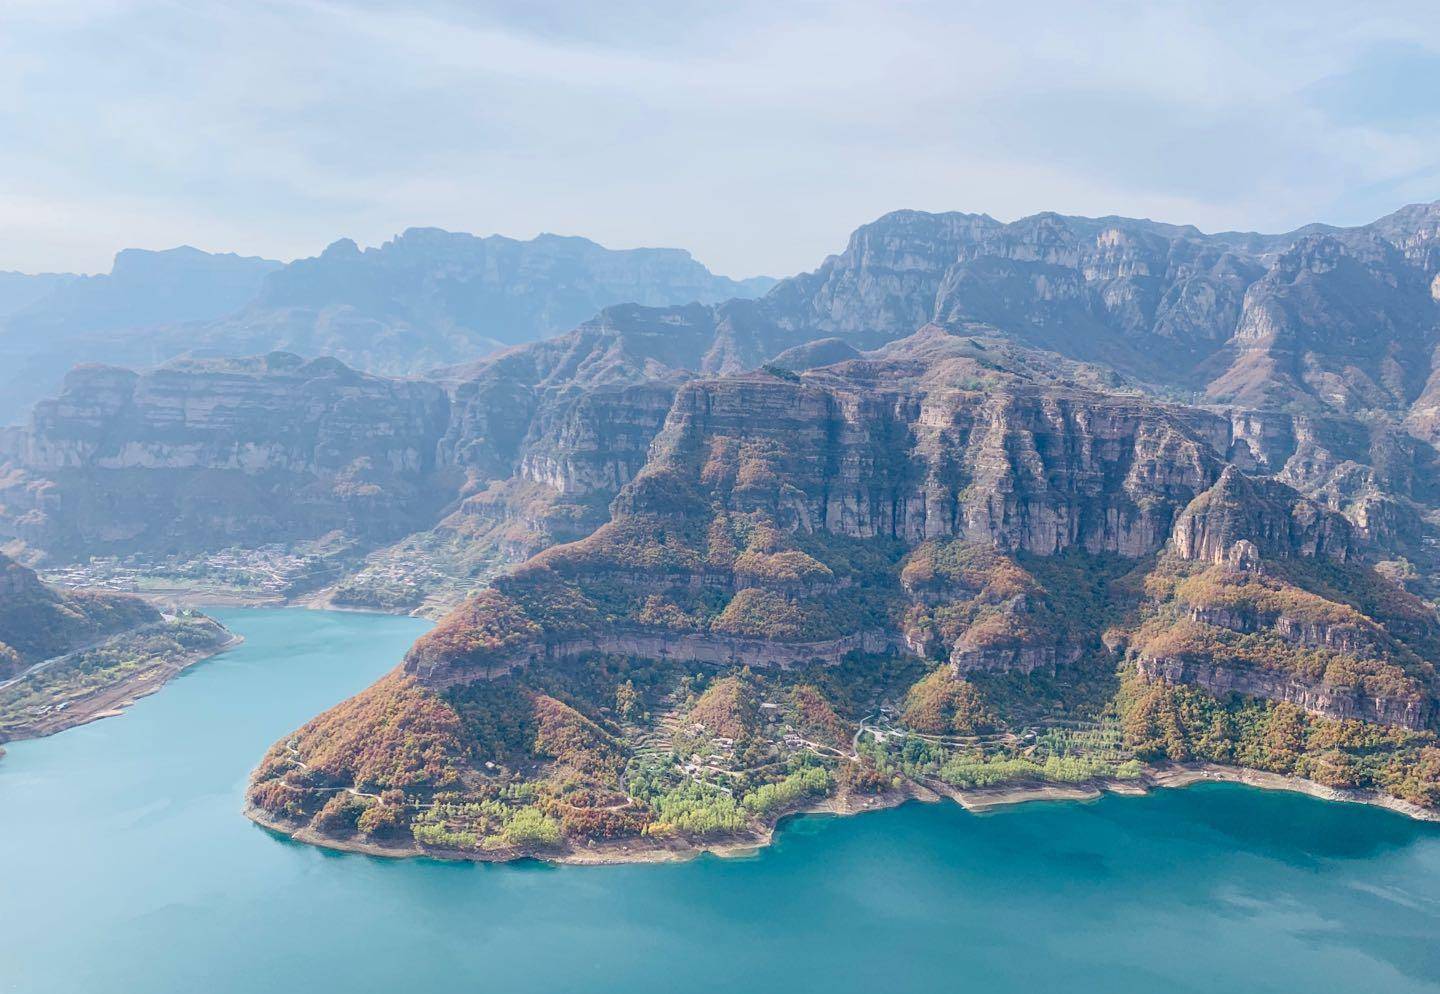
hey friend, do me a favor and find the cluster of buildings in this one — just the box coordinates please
[43,545,330,597]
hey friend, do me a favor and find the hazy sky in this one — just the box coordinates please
[3,0,1438,278]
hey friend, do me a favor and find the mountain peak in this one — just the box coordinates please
[320,237,362,260]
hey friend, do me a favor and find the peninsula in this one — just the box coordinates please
[241,202,1440,862]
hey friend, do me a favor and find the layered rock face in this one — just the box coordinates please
[15,354,446,474]
[0,305,761,568]
[423,382,683,567]
[1,354,452,557]
[649,356,1223,556]
[395,342,1378,698]
[1134,649,1431,729]
[1209,230,1440,415]
[360,304,794,583]
[0,303,805,582]
[687,202,1440,414]
[1131,547,1440,731]
[1169,466,1350,564]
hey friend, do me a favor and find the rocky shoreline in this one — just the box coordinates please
[244,762,1439,867]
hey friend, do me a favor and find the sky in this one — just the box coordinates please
[2,0,1438,279]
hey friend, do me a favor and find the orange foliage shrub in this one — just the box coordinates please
[559,805,650,840]
[791,684,850,746]
[688,675,759,740]
[902,668,992,735]
[286,672,469,792]
[711,588,810,639]
[532,694,624,780]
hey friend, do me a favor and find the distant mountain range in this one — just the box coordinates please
[0,230,776,423]
[7,201,1439,572]
[0,271,76,319]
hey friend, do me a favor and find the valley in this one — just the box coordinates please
[11,7,1440,991]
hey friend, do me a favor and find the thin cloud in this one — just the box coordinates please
[1,1,1436,277]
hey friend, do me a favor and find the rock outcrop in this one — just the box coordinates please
[1130,550,1439,730]
[1134,652,1431,729]
[1170,466,1350,564]
[1208,228,1440,415]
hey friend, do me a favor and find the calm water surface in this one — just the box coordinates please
[3,607,1440,993]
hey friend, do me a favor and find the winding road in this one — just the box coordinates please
[0,620,170,693]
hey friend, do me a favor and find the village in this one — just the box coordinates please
[41,545,340,601]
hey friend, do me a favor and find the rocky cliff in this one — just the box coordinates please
[1126,537,1440,729]
[391,339,1393,696]
[1,353,452,558]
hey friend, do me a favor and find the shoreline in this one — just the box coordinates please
[243,761,1440,867]
[0,629,244,747]
[1142,763,1440,821]
[244,785,927,867]
[928,763,1439,822]
[122,587,286,610]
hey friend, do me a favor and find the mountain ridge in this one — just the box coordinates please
[0,230,777,423]
[4,198,1440,860]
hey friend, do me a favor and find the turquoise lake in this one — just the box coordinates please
[3,607,1440,993]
